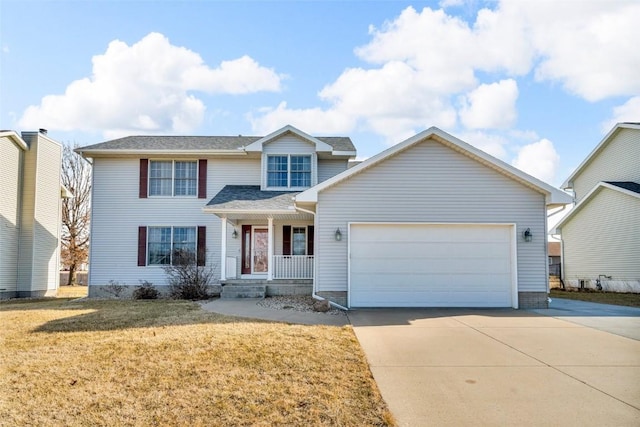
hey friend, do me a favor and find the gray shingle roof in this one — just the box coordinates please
[78,135,355,152]
[605,181,640,194]
[206,185,299,211]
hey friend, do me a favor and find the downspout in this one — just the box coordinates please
[294,203,349,311]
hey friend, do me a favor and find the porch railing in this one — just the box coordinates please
[273,255,314,279]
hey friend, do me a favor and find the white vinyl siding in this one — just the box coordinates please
[562,187,640,281]
[317,159,348,183]
[262,134,316,154]
[16,133,63,295]
[572,128,640,201]
[88,156,261,287]
[315,138,547,294]
[0,136,23,294]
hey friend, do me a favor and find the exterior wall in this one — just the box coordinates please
[572,128,640,201]
[562,187,640,292]
[0,136,23,297]
[13,132,63,297]
[318,159,348,183]
[262,134,316,154]
[88,156,261,291]
[315,139,548,301]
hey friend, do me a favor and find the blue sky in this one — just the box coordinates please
[2,0,639,186]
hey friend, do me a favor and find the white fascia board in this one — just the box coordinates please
[76,149,247,158]
[330,150,357,157]
[552,182,640,233]
[201,207,296,215]
[244,124,333,153]
[561,123,640,189]
[1,131,29,151]
[297,126,573,206]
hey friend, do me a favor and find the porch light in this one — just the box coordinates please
[523,228,532,242]
[231,229,238,239]
[334,228,342,241]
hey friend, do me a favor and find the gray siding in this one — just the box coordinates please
[0,137,23,294]
[562,187,640,281]
[572,128,640,201]
[89,156,261,287]
[315,139,547,293]
[16,133,62,295]
[318,159,348,183]
[262,135,315,154]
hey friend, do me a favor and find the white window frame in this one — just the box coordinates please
[292,226,307,256]
[264,154,313,190]
[148,160,198,197]
[147,226,197,266]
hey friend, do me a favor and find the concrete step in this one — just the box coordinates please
[221,284,266,299]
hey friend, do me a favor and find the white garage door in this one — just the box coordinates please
[349,223,515,308]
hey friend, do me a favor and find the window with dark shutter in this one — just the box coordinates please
[198,159,207,199]
[197,226,206,266]
[283,225,291,255]
[138,226,147,266]
[139,159,148,198]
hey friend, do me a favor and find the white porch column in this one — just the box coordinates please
[267,217,273,281]
[220,217,227,281]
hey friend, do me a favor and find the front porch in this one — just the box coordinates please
[203,185,316,283]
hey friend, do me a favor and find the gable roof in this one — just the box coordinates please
[296,127,573,206]
[553,181,640,233]
[204,185,299,212]
[0,130,29,151]
[75,126,355,157]
[244,125,334,153]
[562,122,640,190]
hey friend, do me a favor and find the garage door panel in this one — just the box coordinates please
[349,223,514,308]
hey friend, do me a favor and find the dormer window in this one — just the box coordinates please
[267,155,311,188]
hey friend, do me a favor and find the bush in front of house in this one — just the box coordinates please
[163,250,214,300]
[132,281,160,300]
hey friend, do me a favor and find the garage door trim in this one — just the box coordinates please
[347,222,518,309]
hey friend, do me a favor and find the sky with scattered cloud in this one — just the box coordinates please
[2,0,639,186]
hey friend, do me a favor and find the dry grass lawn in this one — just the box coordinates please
[0,298,394,426]
[56,285,88,299]
[550,289,640,308]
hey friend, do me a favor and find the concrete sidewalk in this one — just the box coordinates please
[199,298,349,326]
[530,297,640,340]
[350,308,640,427]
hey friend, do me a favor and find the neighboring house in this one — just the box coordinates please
[0,129,68,298]
[554,123,640,292]
[77,125,571,309]
[548,242,561,275]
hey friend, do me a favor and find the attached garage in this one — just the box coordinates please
[349,223,517,308]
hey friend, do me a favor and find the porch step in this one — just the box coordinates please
[221,284,266,299]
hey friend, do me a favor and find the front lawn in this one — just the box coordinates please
[550,289,640,308]
[0,298,394,426]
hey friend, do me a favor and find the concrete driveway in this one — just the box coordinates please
[348,302,640,426]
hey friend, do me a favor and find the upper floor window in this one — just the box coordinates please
[149,160,197,196]
[267,155,311,188]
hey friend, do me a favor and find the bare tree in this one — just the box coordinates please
[61,143,91,285]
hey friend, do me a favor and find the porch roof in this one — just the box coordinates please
[203,185,312,220]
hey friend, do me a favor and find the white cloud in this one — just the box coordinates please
[18,32,283,136]
[459,79,518,129]
[457,131,509,160]
[512,138,560,184]
[601,96,640,132]
[251,2,639,142]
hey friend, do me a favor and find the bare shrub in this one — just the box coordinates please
[103,280,127,298]
[163,250,214,300]
[132,281,159,300]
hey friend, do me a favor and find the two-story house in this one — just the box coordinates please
[554,123,640,292]
[78,125,571,308]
